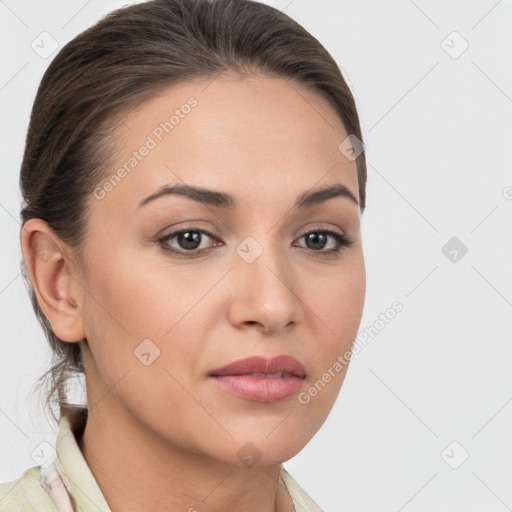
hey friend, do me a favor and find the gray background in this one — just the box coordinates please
[1,1,511,511]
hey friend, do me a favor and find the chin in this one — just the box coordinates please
[210,432,309,468]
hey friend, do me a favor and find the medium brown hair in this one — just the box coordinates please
[20,0,367,424]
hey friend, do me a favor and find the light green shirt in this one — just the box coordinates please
[0,407,324,511]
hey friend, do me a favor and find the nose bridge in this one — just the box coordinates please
[231,232,301,325]
[235,232,287,284]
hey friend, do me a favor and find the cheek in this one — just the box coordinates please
[301,256,365,406]
[310,260,366,345]
[81,245,220,383]
[82,242,191,338]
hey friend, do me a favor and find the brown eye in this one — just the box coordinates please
[158,228,218,258]
[295,230,354,254]
[157,227,354,260]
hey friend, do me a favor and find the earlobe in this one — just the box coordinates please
[20,219,85,342]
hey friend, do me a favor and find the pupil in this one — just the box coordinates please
[179,231,201,250]
[306,232,327,250]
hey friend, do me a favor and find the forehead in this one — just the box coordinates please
[92,75,358,217]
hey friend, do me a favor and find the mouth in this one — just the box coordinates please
[236,371,294,378]
[209,354,306,378]
[209,355,307,403]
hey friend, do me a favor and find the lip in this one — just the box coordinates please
[210,355,306,378]
[209,355,306,403]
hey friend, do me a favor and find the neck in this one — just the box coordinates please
[76,399,296,512]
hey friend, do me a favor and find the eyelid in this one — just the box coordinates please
[158,227,219,246]
[298,222,346,237]
[157,222,353,259]
[157,221,347,243]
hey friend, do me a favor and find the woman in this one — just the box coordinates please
[0,0,367,510]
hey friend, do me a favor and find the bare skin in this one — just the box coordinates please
[21,74,366,512]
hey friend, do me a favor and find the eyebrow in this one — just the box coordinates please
[137,182,359,210]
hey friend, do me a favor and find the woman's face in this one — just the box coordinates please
[77,75,366,465]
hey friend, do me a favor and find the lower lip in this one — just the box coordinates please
[210,375,306,402]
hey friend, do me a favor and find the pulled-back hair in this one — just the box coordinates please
[20,0,367,424]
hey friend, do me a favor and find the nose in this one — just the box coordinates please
[226,236,305,334]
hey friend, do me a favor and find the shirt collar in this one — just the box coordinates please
[55,406,111,512]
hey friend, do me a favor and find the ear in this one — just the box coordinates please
[20,218,86,343]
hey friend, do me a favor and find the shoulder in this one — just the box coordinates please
[0,466,58,511]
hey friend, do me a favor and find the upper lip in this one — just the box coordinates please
[209,355,306,378]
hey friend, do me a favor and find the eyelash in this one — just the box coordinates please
[157,227,354,259]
